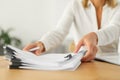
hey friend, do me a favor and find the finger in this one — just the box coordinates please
[74,40,84,53]
[82,50,92,61]
[82,55,94,62]
[82,46,97,61]
[86,46,98,61]
[34,47,42,55]
[35,50,41,55]
[82,51,96,62]
[82,43,93,60]
[23,43,37,51]
[34,44,44,55]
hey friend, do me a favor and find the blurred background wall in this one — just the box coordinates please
[0,0,72,47]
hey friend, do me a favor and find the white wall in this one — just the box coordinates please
[0,0,71,47]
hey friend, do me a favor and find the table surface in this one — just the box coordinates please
[0,56,120,80]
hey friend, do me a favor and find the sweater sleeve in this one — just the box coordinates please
[39,1,75,51]
[95,6,120,46]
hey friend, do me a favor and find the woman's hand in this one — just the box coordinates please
[23,41,45,55]
[74,32,98,62]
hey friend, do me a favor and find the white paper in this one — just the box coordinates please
[6,45,84,71]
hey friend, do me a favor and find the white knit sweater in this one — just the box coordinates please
[40,0,120,53]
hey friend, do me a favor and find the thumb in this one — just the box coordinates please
[35,49,42,55]
[35,45,45,55]
[74,40,83,53]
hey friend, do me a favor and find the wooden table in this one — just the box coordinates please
[0,56,120,80]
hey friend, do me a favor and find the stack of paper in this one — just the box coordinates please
[4,45,85,71]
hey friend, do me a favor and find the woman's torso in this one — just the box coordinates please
[72,0,120,53]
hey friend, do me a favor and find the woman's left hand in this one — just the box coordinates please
[74,32,98,62]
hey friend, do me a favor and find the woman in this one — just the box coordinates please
[23,0,120,61]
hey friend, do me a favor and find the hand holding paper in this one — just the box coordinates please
[74,32,98,61]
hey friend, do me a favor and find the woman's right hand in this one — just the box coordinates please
[23,41,45,55]
[74,32,98,62]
